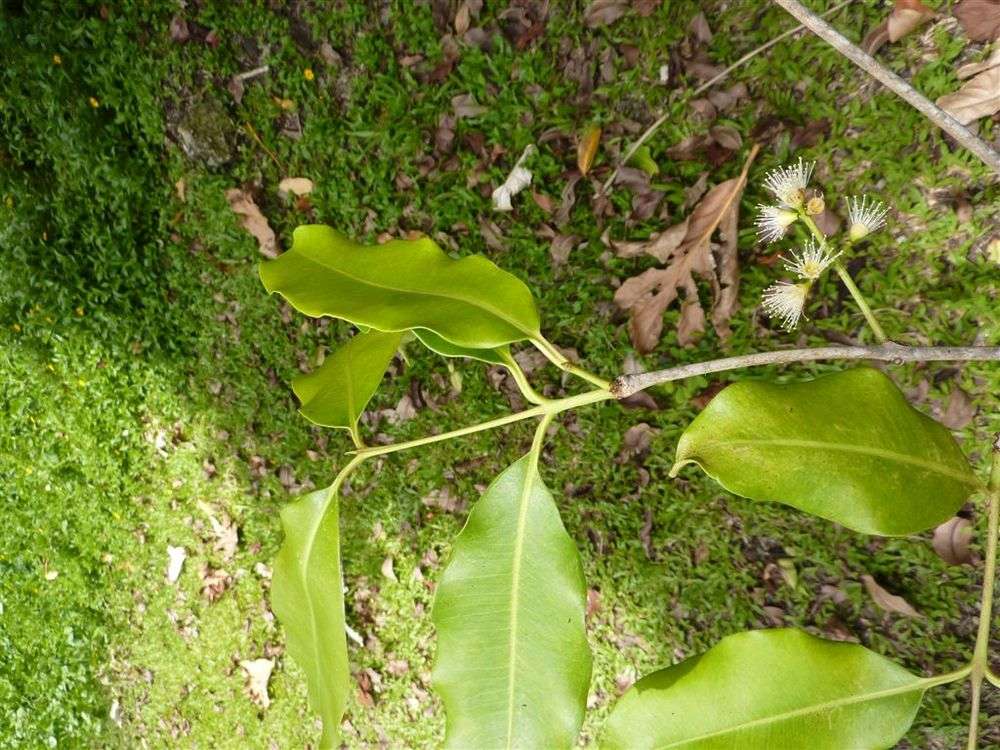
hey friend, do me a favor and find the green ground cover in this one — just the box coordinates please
[2,1,998,747]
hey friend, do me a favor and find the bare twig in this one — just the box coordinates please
[772,0,1000,175]
[611,344,1000,397]
[600,0,853,195]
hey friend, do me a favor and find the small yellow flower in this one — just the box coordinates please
[88,96,99,108]
[53,54,62,65]
[4,195,12,208]
[303,68,315,81]
[75,307,84,317]
[11,323,21,332]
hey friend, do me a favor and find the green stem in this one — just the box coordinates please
[351,388,612,459]
[967,442,1000,750]
[800,213,888,344]
[532,336,611,390]
[499,349,550,406]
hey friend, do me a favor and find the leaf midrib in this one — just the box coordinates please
[299,250,537,340]
[651,678,925,749]
[699,437,977,486]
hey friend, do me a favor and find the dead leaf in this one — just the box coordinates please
[225,189,277,258]
[614,145,759,352]
[422,488,467,514]
[277,177,314,197]
[584,0,629,28]
[932,516,973,565]
[240,658,275,709]
[862,574,923,618]
[941,386,977,429]
[381,556,398,582]
[492,145,534,211]
[957,45,1000,79]
[550,234,577,266]
[174,179,186,202]
[199,502,238,561]
[166,545,186,584]
[688,12,713,45]
[452,93,488,119]
[954,0,1000,41]
[577,125,602,175]
[616,423,658,463]
[200,565,232,602]
[888,0,935,41]
[609,218,689,263]
[936,66,1000,124]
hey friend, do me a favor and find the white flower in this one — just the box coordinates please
[762,281,810,330]
[762,157,814,208]
[492,144,535,211]
[755,205,798,243]
[847,195,889,241]
[783,239,840,281]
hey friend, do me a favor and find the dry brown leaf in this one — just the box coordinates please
[584,0,629,28]
[577,125,602,176]
[226,189,277,258]
[609,219,689,263]
[888,0,935,41]
[932,516,973,565]
[614,145,759,352]
[452,93,488,119]
[277,177,314,197]
[954,0,1000,41]
[616,423,658,463]
[200,565,232,602]
[862,574,923,618]
[240,658,275,709]
[550,234,577,267]
[957,45,1000,79]
[688,12,713,45]
[941,386,977,429]
[936,66,1000,124]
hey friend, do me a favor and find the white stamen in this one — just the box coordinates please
[762,281,810,330]
[847,195,889,241]
[762,157,814,208]
[782,239,840,281]
[755,205,798,244]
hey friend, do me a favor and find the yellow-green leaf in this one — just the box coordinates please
[260,226,541,349]
[603,629,931,750]
[671,368,977,535]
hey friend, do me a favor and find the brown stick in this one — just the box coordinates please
[611,344,1000,397]
[772,0,1000,175]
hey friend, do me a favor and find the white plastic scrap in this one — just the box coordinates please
[492,144,536,212]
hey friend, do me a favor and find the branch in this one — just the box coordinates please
[772,0,1000,175]
[611,345,1000,398]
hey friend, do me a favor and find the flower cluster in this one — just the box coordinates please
[755,159,889,331]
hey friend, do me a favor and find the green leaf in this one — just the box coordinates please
[671,367,977,535]
[413,328,509,366]
[603,629,931,750]
[292,330,401,431]
[271,466,357,749]
[260,226,541,348]
[432,452,591,749]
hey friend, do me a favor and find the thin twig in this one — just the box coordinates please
[600,0,854,195]
[773,0,1000,175]
[611,344,1000,397]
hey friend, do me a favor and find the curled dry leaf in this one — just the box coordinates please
[613,145,759,352]
[936,66,1000,124]
[584,0,630,28]
[492,144,535,211]
[577,125,602,176]
[957,45,1000,79]
[166,545,186,584]
[609,219,689,263]
[226,188,277,258]
[932,516,973,565]
[862,574,923,618]
[240,658,275,709]
[941,386,977,429]
[277,177,314,197]
[863,0,935,54]
[954,0,1000,41]
[616,423,658,463]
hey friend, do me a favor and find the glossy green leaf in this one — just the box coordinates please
[671,367,977,535]
[271,468,355,750]
[260,225,541,348]
[413,328,508,366]
[603,629,931,750]
[292,329,401,431]
[432,453,591,749]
